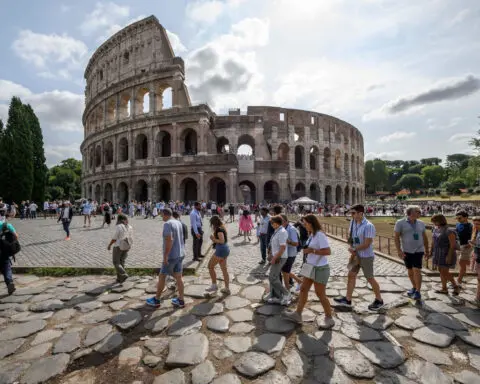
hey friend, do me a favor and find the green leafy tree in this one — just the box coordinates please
[364,159,388,193]
[421,165,445,188]
[395,173,424,191]
[445,153,472,178]
[47,158,82,200]
[469,129,480,152]
[23,104,47,204]
[420,157,442,166]
[408,164,424,174]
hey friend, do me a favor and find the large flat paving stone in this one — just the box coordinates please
[394,315,424,330]
[0,362,31,384]
[309,356,354,384]
[53,331,81,354]
[168,314,202,336]
[111,282,135,293]
[426,313,467,331]
[144,317,169,334]
[212,374,242,384]
[457,331,480,348]
[74,301,103,313]
[234,351,276,378]
[454,370,480,384]
[224,336,252,353]
[207,316,230,333]
[296,333,329,356]
[355,341,405,368]
[469,348,480,371]
[84,324,113,347]
[110,309,142,330]
[0,319,47,341]
[1,294,33,303]
[240,286,265,301]
[362,314,393,330]
[153,368,185,384]
[11,311,54,323]
[236,275,261,285]
[191,360,216,384]
[411,342,452,365]
[191,302,224,316]
[14,286,47,296]
[20,353,70,384]
[265,316,296,334]
[251,333,286,355]
[51,308,77,322]
[423,300,458,314]
[184,285,210,298]
[334,349,375,379]
[166,333,209,367]
[97,293,124,303]
[314,330,353,349]
[340,322,382,341]
[29,299,64,312]
[16,343,52,361]
[227,308,253,322]
[412,325,455,347]
[93,332,123,354]
[225,296,251,310]
[118,346,143,366]
[144,337,169,355]
[0,338,26,359]
[79,308,113,324]
[281,349,310,382]
[256,305,284,316]
[230,322,255,334]
[398,359,453,384]
[453,309,480,328]
[31,329,64,346]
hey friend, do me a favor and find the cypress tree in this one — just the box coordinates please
[4,97,33,202]
[23,104,47,203]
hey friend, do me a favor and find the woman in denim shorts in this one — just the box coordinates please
[205,216,231,296]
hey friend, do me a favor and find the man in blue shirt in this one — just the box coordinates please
[0,219,18,295]
[281,214,299,298]
[190,201,204,261]
[147,208,186,308]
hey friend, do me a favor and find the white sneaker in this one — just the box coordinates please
[267,297,281,304]
[263,293,273,302]
[205,284,218,293]
[281,294,292,306]
[295,283,301,293]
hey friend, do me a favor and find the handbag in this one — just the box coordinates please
[119,224,131,251]
[299,263,315,279]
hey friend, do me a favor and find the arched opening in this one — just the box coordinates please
[334,150,342,170]
[105,141,113,165]
[237,134,255,157]
[157,179,171,201]
[325,186,332,204]
[163,87,173,109]
[344,153,349,175]
[324,147,331,175]
[356,156,361,181]
[135,134,148,159]
[336,185,343,204]
[351,156,356,180]
[277,143,289,161]
[294,146,304,169]
[106,97,116,123]
[208,177,227,204]
[118,182,128,203]
[216,137,230,154]
[119,92,131,119]
[310,146,319,170]
[118,137,128,162]
[95,106,104,131]
[310,183,320,201]
[104,183,113,202]
[156,131,171,157]
[294,126,304,142]
[135,180,148,202]
[95,184,101,202]
[344,185,350,205]
[180,178,198,202]
[95,145,102,167]
[357,187,361,203]
[264,181,280,202]
[89,148,94,169]
[142,90,150,114]
[294,182,306,199]
[88,185,93,199]
[239,180,256,203]
[181,128,198,155]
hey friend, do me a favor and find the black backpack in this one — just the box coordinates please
[0,223,21,260]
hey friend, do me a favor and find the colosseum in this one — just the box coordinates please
[80,15,365,205]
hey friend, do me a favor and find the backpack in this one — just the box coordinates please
[0,223,21,260]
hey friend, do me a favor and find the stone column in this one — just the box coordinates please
[279,174,288,200]
[116,93,120,123]
[198,171,205,201]
[149,83,156,115]
[171,123,179,157]
[171,173,177,201]
[130,88,136,118]
[113,135,118,169]
[258,178,264,203]
[101,139,105,171]
[128,130,134,166]
[149,126,155,165]
[112,180,118,203]
[103,99,107,129]
[148,176,153,201]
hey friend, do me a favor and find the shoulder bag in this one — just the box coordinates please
[119,225,131,251]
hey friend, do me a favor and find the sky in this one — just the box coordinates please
[0,0,479,166]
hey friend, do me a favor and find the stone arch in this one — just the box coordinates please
[294,182,306,198]
[95,184,101,202]
[135,86,150,114]
[156,85,173,110]
[181,128,198,155]
[135,179,148,202]
[334,149,342,170]
[324,147,331,174]
[344,185,350,205]
[118,182,128,203]
[239,180,256,203]
[106,97,116,123]
[264,180,280,202]
[310,183,320,201]
[156,131,171,157]
[157,179,171,201]
[89,147,94,169]
[277,143,289,161]
[119,91,131,119]
[310,146,319,170]
[216,137,230,154]
[104,183,113,202]
[351,156,356,181]
[237,134,255,156]
[325,185,333,204]
[95,145,102,167]
[135,134,148,159]
[95,105,104,131]
[180,177,198,202]
[294,146,304,169]
[118,137,128,162]
[208,177,227,204]
[344,153,349,175]
[105,141,113,165]
[336,185,343,204]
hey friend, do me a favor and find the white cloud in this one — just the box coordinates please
[45,143,82,162]
[365,151,404,160]
[449,133,474,143]
[0,80,32,101]
[80,2,130,36]
[448,8,470,28]
[12,30,88,78]
[378,131,416,143]
[186,0,225,24]
[427,116,463,131]
[166,30,187,54]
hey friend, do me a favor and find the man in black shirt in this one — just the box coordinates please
[456,210,473,286]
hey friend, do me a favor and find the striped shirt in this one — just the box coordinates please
[352,217,376,258]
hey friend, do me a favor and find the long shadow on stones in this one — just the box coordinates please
[23,239,65,247]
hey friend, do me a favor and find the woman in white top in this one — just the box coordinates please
[283,214,334,328]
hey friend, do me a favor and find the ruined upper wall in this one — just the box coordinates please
[84,15,182,105]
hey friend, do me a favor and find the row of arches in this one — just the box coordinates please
[86,86,173,135]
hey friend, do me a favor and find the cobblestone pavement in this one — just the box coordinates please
[12,217,406,277]
[11,216,213,268]
[0,273,479,384]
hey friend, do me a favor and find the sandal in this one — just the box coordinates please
[435,289,449,295]
[452,286,461,296]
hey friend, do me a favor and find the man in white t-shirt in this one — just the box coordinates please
[29,202,38,219]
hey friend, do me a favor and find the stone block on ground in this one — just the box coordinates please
[224,336,252,353]
[206,316,230,333]
[168,314,202,336]
[234,351,276,378]
[355,341,405,368]
[110,309,142,330]
[153,368,185,384]
[0,319,47,341]
[144,337,169,356]
[412,325,455,348]
[264,316,296,334]
[191,302,224,316]
[0,338,26,359]
[84,324,113,347]
[333,349,375,379]
[53,331,81,354]
[191,360,216,384]
[118,346,143,366]
[166,333,209,367]
[251,333,286,355]
[20,353,70,384]
[93,332,123,354]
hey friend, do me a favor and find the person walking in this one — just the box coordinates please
[334,204,384,311]
[107,214,133,283]
[146,208,186,308]
[430,214,461,295]
[190,201,204,261]
[0,218,18,295]
[239,209,254,242]
[469,217,480,306]
[264,215,290,305]
[205,216,231,295]
[394,205,429,301]
[456,210,473,287]
[82,199,93,227]
[280,214,299,300]
[283,214,334,328]
[258,207,271,265]
[57,201,73,240]
[228,203,235,223]
[29,201,38,219]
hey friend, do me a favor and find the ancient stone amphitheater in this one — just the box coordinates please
[81,16,364,204]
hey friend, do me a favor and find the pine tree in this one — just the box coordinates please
[23,104,47,203]
[4,97,33,202]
